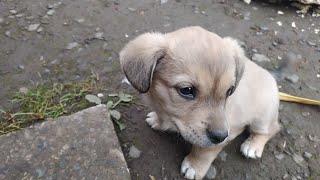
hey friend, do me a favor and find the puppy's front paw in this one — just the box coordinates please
[181,158,196,179]
[240,138,264,159]
[145,112,161,130]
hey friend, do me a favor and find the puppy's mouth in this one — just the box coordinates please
[174,120,228,147]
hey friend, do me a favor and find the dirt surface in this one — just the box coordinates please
[0,0,319,179]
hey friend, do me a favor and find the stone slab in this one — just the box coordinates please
[0,105,130,180]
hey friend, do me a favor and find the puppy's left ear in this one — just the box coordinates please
[223,37,246,87]
[119,33,167,93]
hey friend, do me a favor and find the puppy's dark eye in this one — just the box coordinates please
[178,86,196,100]
[226,85,235,97]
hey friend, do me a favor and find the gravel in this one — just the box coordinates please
[205,165,217,179]
[252,53,270,62]
[129,145,141,159]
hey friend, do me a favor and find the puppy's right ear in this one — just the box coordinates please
[119,33,167,93]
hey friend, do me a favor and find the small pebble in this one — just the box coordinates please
[97,93,104,98]
[252,53,270,62]
[129,145,141,159]
[284,74,299,84]
[5,31,11,37]
[95,32,104,39]
[16,13,24,18]
[127,7,136,12]
[301,112,310,117]
[307,41,316,46]
[18,65,25,70]
[66,42,79,50]
[76,18,85,23]
[275,153,285,160]
[277,21,282,26]
[303,152,312,159]
[291,22,296,28]
[218,151,227,161]
[47,9,55,16]
[160,0,168,4]
[19,87,29,94]
[277,11,284,15]
[37,27,43,33]
[292,153,304,165]
[9,10,17,15]
[0,17,4,24]
[28,24,40,31]
[205,165,217,179]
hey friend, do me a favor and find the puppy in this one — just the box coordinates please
[119,26,280,179]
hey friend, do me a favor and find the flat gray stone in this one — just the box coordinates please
[0,105,130,180]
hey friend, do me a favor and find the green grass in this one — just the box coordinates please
[0,77,134,136]
[0,82,95,135]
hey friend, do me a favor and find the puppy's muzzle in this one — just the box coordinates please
[206,129,228,144]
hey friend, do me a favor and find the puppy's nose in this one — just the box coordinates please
[206,129,228,144]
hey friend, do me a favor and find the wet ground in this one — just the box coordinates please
[0,0,319,179]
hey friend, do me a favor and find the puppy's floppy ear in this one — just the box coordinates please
[119,33,167,93]
[223,37,246,87]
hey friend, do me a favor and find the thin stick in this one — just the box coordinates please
[279,92,320,106]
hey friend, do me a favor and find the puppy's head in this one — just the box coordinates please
[120,26,245,147]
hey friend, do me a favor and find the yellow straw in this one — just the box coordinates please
[279,92,320,106]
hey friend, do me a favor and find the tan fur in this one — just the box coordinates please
[120,26,280,179]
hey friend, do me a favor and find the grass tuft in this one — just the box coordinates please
[0,81,95,135]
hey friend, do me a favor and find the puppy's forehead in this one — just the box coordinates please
[164,27,235,96]
[166,27,228,62]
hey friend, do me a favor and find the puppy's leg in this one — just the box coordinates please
[241,118,280,159]
[146,112,177,131]
[181,145,224,179]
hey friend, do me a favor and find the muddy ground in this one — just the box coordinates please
[0,0,319,179]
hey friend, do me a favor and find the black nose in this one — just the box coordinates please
[206,130,228,144]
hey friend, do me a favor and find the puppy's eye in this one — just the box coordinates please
[178,86,196,100]
[226,85,235,97]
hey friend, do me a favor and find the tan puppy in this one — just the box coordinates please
[119,26,280,179]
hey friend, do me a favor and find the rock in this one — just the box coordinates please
[127,7,136,12]
[0,105,130,180]
[301,112,310,117]
[37,27,43,33]
[19,87,29,94]
[303,152,312,159]
[160,0,168,4]
[275,153,285,160]
[252,53,270,63]
[76,18,85,23]
[205,165,217,179]
[9,10,17,15]
[66,42,79,50]
[252,48,258,53]
[218,151,227,161]
[16,13,24,18]
[307,41,316,47]
[292,153,304,165]
[294,0,320,5]
[129,145,141,159]
[95,32,104,39]
[18,65,25,70]
[28,24,40,31]
[284,74,299,83]
[283,173,289,179]
[5,31,11,37]
[0,17,4,24]
[97,93,104,98]
[46,9,55,16]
